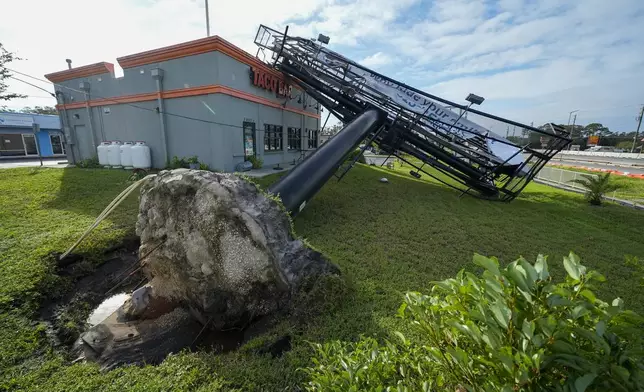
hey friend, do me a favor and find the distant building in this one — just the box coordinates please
[319,125,341,145]
[319,131,333,145]
[0,112,65,158]
[46,35,321,170]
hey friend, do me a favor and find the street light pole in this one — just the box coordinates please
[632,105,643,153]
[567,109,579,149]
[205,0,210,37]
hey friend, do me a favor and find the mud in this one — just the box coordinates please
[39,237,143,349]
[38,237,281,368]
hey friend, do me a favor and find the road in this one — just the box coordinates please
[364,153,644,177]
[549,158,644,175]
[550,155,644,167]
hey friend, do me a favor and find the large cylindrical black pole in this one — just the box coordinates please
[269,108,386,215]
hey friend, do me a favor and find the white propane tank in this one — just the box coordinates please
[131,141,151,169]
[97,142,110,167]
[107,141,122,168]
[120,142,134,169]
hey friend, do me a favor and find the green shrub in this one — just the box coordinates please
[168,155,188,169]
[76,157,101,169]
[168,155,208,169]
[569,172,622,205]
[345,148,366,164]
[246,155,263,169]
[304,253,644,392]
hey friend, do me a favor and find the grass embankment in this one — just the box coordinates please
[1,165,643,391]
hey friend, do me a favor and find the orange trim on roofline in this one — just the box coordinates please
[116,35,285,81]
[45,62,115,83]
[55,84,321,119]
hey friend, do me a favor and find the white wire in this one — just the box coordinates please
[59,175,156,260]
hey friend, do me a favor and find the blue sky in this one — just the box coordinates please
[3,0,643,132]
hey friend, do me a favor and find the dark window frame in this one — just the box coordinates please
[264,124,283,152]
[307,128,319,149]
[287,127,301,150]
[50,133,66,155]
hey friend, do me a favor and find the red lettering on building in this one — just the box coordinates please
[249,67,292,98]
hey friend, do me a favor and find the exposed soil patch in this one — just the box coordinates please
[37,236,285,368]
[39,237,143,351]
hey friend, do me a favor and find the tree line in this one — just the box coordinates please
[506,122,641,151]
[1,105,58,115]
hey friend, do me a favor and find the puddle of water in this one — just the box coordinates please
[87,293,130,326]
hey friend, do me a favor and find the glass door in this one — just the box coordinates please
[50,133,65,155]
[22,134,39,156]
[243,122,256,157]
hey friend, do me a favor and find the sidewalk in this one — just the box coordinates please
[0,158,69,169]
[236,166,289,178]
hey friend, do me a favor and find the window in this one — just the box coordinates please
[50,134,65,155]
[307,129,319,149]
[287,127,301,150]
[0,133,26,157]
[264,124,283,151]
[22,134,38,155]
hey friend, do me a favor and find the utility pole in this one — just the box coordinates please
[570,114,577,149]
[632,105,643,153]
[32,123,43,167]
[205,0,211,37]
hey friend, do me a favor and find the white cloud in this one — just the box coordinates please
[442,45,545,75]
[360,52,392,68]
[2,0,643,133]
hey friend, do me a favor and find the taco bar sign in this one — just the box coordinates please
[249,67,292,98]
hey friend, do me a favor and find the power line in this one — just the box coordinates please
[6,68,246,130]
[8,76,56,97]
[25,95,58,100]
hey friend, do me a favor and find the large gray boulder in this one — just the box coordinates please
[135,169,338,329]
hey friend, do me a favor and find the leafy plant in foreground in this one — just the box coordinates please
[569,172,622,205]
[304,253,644,391]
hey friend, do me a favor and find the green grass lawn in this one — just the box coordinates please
[1,165,643,391]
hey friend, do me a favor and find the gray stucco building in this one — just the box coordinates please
[46,35,321,171]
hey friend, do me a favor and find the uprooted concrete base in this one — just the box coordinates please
[76,169,338,368]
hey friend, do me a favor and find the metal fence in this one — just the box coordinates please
[535,166,643,207]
